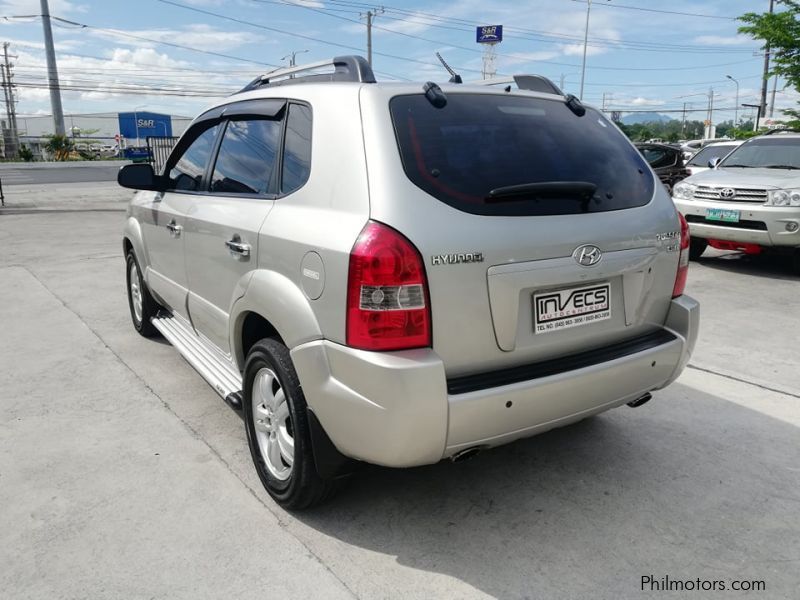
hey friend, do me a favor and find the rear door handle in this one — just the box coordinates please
[225,238,251,257]
[166,221,182,238]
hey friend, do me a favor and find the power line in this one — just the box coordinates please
[567,0,735,21]
[156,0,485,74]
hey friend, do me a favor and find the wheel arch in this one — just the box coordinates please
[231,269,323,371]
[122,216,149,268]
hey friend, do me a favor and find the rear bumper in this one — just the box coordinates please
[674,198,800,248]
[291,295,699,468]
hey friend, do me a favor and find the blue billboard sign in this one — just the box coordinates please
[476,25,503,44]
[118,112,173,142]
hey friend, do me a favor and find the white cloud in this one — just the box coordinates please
[88,24,260,52]
[0,0,85,14]
[693,35,752,46]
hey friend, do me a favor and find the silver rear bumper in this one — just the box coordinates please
[292,296,699,468]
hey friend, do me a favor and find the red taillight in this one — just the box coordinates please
[672,212,690,298]
[346,221,431,351]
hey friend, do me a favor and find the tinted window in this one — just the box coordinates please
[390,94,654,216]
[282,104,312,194]
[687,143,737,166]
[211,119,281,195]
[168,124,219,191]
[720,137,800,169]
[640,147,669,167]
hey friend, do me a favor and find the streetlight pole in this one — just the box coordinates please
[281,49,308,68]
[579,0,592,100]
[726,75,739,128]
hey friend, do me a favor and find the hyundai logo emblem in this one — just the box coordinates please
[719,187,736,199]
[573,244,603,267]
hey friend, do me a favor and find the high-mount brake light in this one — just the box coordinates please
[346,221,431,351]
[672,212,690,298]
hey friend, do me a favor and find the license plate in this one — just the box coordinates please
[533,283,611,335]
[706,208,740,223]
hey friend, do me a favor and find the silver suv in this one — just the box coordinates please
[119,56,699,509]
[673,130,800,269]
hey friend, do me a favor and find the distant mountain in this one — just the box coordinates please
[620,112,676,125]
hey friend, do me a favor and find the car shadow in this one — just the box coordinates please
[288,386,800,598]
[694,249,800,282]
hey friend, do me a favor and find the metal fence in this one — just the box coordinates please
[146,136,179,175]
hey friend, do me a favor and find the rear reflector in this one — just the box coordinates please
[673,212,690,298]
[346,221,431,351]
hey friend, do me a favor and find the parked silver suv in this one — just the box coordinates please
[673,130,800,269]
[120,56,699,509]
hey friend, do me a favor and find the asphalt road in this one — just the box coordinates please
[1,195,798,599]
[0,162,124,186]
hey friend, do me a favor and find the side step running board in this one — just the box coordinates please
[151,312,243,407]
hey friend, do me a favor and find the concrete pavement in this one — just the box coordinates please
[1,193,798,599]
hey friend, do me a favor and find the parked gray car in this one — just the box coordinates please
[119,56,699,509]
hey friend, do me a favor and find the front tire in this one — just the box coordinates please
[126,251,159,337]
[689,238,708,261]
[243,338,336,510]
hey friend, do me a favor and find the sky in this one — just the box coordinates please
[0,0,792,128]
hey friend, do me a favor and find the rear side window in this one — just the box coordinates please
[211,119,281,195]
[281,104,313,194]
[168,124,219,192]
[390,94,654,216]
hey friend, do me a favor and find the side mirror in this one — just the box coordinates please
[708,157,721,169]
[118,163,164,191]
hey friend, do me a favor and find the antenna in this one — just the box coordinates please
[435,52,462,84]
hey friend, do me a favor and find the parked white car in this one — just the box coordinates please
[684,141,743,176]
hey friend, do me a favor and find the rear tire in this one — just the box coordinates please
[126,251,159,338]
[243,338,337,510]
[689,238,708,261]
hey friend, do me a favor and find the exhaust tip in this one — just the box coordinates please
[450,446,484,463]
[627,392,652,408]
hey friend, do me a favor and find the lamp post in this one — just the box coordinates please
[133,104,147,148]
[281,49,308,68]
[726,75,739,128]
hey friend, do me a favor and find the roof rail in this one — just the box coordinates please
[237,55,376,94]
[470,75,563,96]
[761,127,800,135]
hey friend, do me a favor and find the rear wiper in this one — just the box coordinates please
[762,164,799,170]
[486,181,597,203]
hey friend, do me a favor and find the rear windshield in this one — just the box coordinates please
[389,93,654,216]
[687,143,737,166]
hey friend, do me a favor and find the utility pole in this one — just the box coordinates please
[760,0,774,120]
[559,73,566,90]
[682,102,689,133]
[579,0,592,100]
[769,74,778,118]
[40,0,66,136]
[2,43,18,158]
[361,7,384,67]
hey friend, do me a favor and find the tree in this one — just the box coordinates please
[18,145,34,162]
[740,2,800,91]
[739,2,800,127]
[43,134,73,161]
